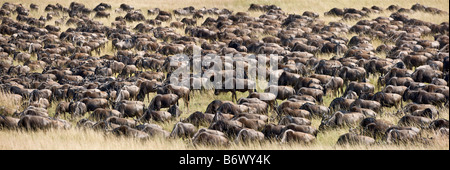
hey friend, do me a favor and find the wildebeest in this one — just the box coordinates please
[261,124,286,139]
[0,114,19,129]
[18,115,71,131]
[90,108,122,121]
[360,117,393,139]
[235,117,265,131]
[278,115,311,126]
[384,126,421,144]
[344,81,375,96]
[115,100,145,118]
[112,125,149,139]
[137,80,162,101]
[182,111,214,126]
[80,98,108,112]
[105,116,137,128]
[136,123,170,138]
[247,92,277,111]
[0,1,448,150]
[398,115,432,128]
[264,85,295,100]
[214,78,256,102]
[285,123,318,137]
[139,109,172,122]
[166,84,190,112]
[371,92,403,108]
[280,129,316,144]
[208,119,243,136]
[170,122,197,138]
[350,99,382,113]
[234,127,265,144]
[192,128,229,146]
[429,119,449,130]
[403,89,446,106]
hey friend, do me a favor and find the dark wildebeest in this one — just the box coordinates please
[383,85,407,96]
[192,128,229,146]
[429,119,449,130]
[137,80,162,101]
[54,101,70,118]
[386,77,415,87]
[115,100,145,118]
[106,116,137,128]
[235,117,266,131]
[338,66,367,83]
[319,111,365,130]
[77,118,96,129]
[350,106,377,117]
[322,76,345,97]
[90,108,123,121]
[95,11,110,18]
[167,84,190,112]
[170,122,197,138]
[235,128,265,144]
[214,78,256,102]
[247,92,277,112]
[0,114,20,129]
[139,110,172,122]
[360,117,394,139]
[285,123,318,137]
[378,67,412,86]
[300,103,330,118]
[280,129,316,144]
[350,99,382,113]
[208,119,243,136]
[402,89,446,106]
[262,124,286,139]
[80,98,109,112]
[18,115,70,131]
[279,107,311,118]
[112,125,149,139]
[182,111,214,127]
[411,108,439,119]
[20,106,49,117]
[237,98,268,115]
[329,97,355,113]
[398,115,432,128]
[205,100,225,114]
[68,101,88,118]
[148,94,179,111]
[336,133,375,145]
[298,87,324,104]
[384,126,421,144]
[344,81,375,96]
[136,123,170,138]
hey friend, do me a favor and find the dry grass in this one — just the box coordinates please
[0,0,449,150]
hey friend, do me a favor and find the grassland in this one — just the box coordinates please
[0,0,449,150]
